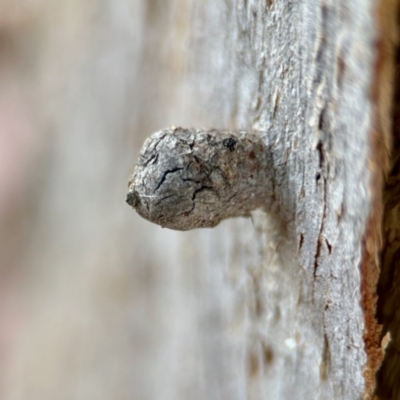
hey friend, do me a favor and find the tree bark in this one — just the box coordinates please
[134,0,399,399]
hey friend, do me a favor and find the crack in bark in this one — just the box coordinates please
[313,175,328,304]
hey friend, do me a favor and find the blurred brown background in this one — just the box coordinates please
[0,1,263,399]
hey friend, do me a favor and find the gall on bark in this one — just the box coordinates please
[126,127,273,231]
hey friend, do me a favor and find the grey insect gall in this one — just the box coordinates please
[127,127,273,231]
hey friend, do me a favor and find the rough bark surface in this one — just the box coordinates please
[136,1,389,399]
[132,1,393,398]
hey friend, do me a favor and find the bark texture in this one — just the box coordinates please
[127,1,396,399]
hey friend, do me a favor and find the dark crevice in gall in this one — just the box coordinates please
[142,152,158,167]
[193,155,201,164]
[179,202,195,217]
[192,186,213,201]
[155,194,177,206]
[154,167,183,192]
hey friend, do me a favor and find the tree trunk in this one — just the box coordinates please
[135,1,399,399]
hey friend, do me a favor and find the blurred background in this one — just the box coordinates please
[0,1,266,399]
